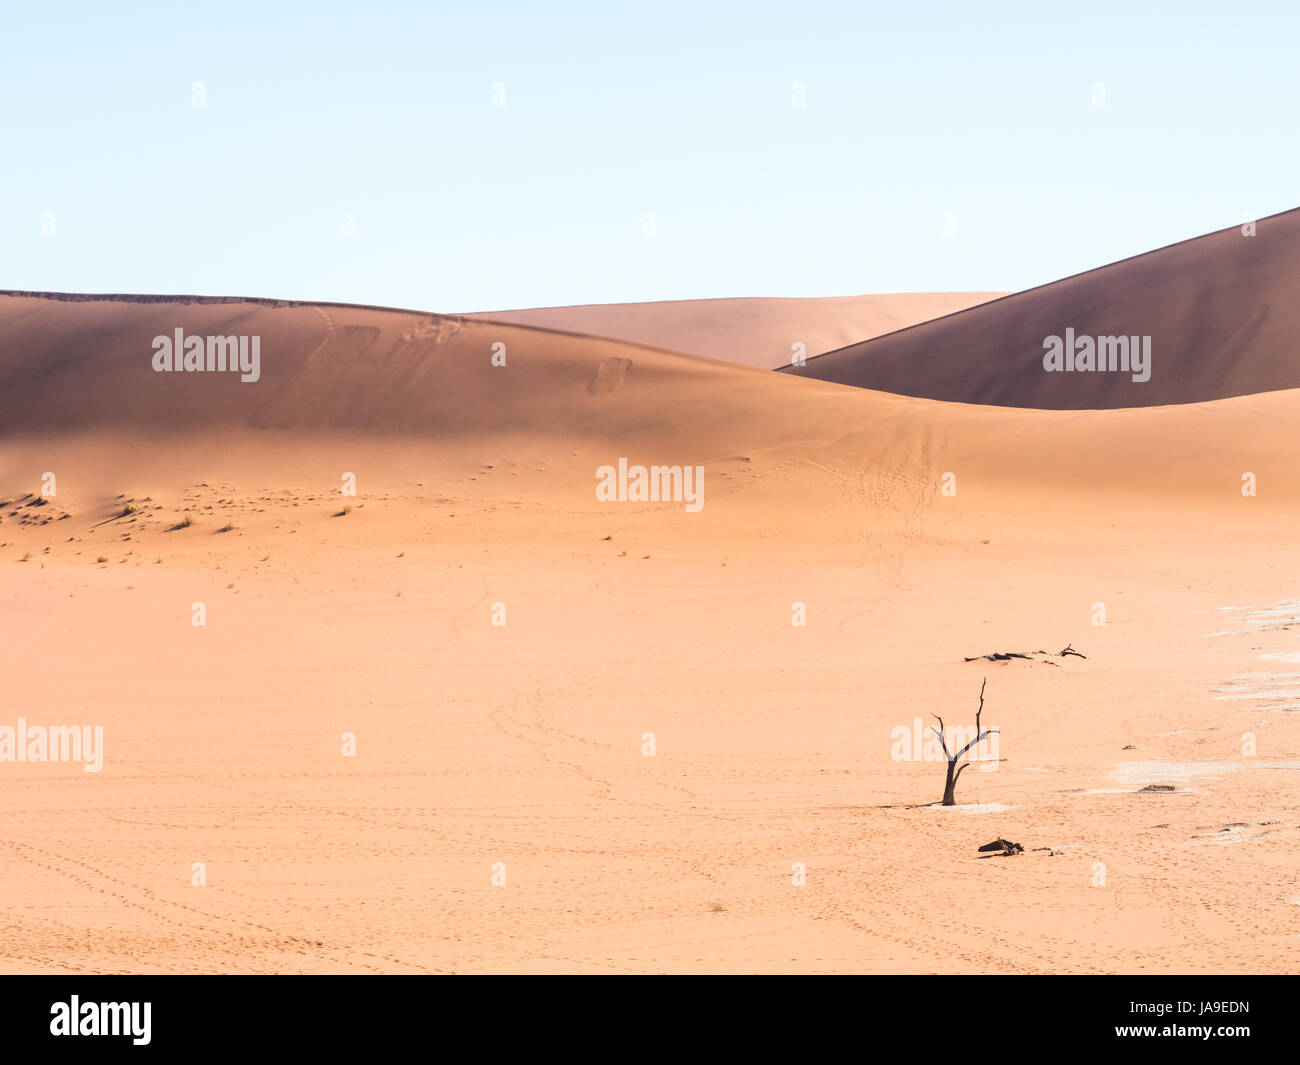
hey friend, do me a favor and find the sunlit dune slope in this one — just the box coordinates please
[463,293,1004,370]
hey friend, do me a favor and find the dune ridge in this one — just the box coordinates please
[464,292,1005,370]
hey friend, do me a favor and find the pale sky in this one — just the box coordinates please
[2,0,1295,312]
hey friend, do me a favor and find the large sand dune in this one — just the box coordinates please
[783,209,1300,409]
[464,293,1004,370]
[3,289,1298,974]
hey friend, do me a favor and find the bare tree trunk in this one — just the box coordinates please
[942,761,958,806]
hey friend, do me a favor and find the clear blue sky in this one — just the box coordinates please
[2,1,1295,312]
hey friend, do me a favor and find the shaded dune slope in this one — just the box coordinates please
[0,294,899,480]
[782,209,1300,409]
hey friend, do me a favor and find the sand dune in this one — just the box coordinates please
[6,291,1300,505]
[783,209,1300,409]
[0,291,862,442]
[3,290,1299,974]
[464,293,1004,370]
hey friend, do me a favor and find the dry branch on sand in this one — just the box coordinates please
[963,643,1086,664]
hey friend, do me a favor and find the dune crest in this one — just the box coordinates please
[464,292,1005,370]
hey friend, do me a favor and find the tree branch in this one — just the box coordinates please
[951,677,991,760]
[930,713,953,759]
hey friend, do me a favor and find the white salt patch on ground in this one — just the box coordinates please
[1213,668,1300,710]
[1232,670,1300,679]
[1191,826,1272,846]
[1208,599,1300,636]
[1113,760,1300,785]
[1193,834,1265,845]
[1215,688,1300,701]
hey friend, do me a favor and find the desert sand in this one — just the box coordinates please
[2,264,1298,973]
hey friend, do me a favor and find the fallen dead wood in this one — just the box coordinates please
[977,838,1023,856]
[964,644,1087,663]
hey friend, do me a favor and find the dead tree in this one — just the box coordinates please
[931,676,996,806]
